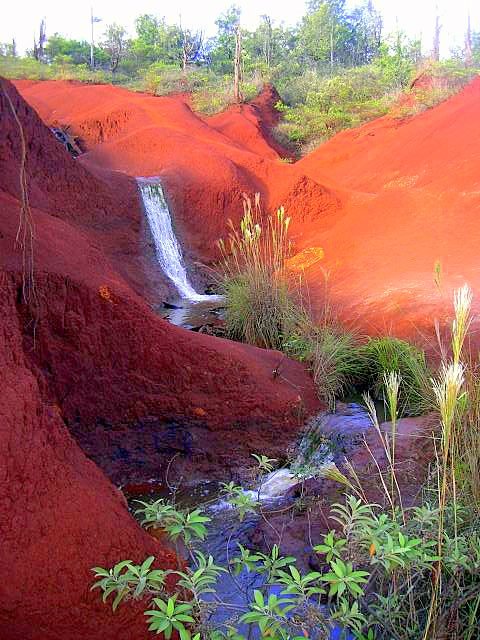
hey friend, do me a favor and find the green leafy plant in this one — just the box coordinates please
[91,557,167,611]
[314,530,347,563]
[321,559,369,599]
[136,500,210,545]
[135,498,177,528]
[239,590,295,638]
[331,599,368,635]
[220,482,260,521]
[276,565,324,601]
[255,544,296,582]
[175,552,226,601]
[252,453,277,474]
[145,595,195,639]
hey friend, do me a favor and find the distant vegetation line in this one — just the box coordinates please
[1,1,479,154]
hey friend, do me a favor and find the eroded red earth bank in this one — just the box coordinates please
[1,73,479,638]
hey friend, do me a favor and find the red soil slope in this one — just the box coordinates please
[295,78,480,337]
[0,79,319,640]
[16,77,480,339]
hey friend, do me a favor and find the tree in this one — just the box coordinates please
[101,24,128,72]
[131,14,182,65]
[209,5,241,74]
[242,19,297,75]
[45,34,91,65]
[233,23,242,102]
[472,31,480,64]
[433,14,441,61]
[181,27,203,71]
[33,19,47,62]
[0,40,17,57]
[465,14,473,66]
[349,0,383,65]
[259,15,273,68]
[298,0,351,68]
[375,31,421,87]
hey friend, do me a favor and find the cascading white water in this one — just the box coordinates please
[138,177,221,303]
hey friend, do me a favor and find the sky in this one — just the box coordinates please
[1,0,479,58]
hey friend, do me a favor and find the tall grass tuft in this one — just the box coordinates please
[311,330,366,411]
[360,336,432,416]
[217,194,302,349]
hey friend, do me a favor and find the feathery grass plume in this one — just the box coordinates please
[433,259,443,290]
[452,284,473,365]
[322,461,370,501]
[431,362,465,454]
[384,371,402,511]
[462,363,480,511]
[425,361,465,639]
[384,370,400,426]
[362,392,398,515]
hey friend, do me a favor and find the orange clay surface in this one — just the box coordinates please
[15,77,480,340]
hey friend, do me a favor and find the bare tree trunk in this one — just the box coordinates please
[465,14,473,67]
[38,19,46,62]
[182,44,187,73]
[233,24,242,103]
[262,15,272,69]
[433,14,441,61]
[33,19,46,62]
[330,20,334,69]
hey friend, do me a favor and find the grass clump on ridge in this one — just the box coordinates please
[284,329,366,411]
[217,194,303,351]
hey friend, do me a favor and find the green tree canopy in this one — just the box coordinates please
[45,34,91,65]
[131,14,183,65]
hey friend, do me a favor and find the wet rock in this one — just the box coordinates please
[163,300,183,309]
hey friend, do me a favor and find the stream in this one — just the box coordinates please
[135,178,362,637]
[123,404,371,639]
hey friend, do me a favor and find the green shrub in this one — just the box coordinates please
[0,56,54,80]
[223,274,300,350]
[284,329,366,410]
[397,60,480,118]
[274,65,395,154]
[0,56,119,84]
[190,72,260,115]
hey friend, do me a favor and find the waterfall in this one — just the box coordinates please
[138,178,220,303]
